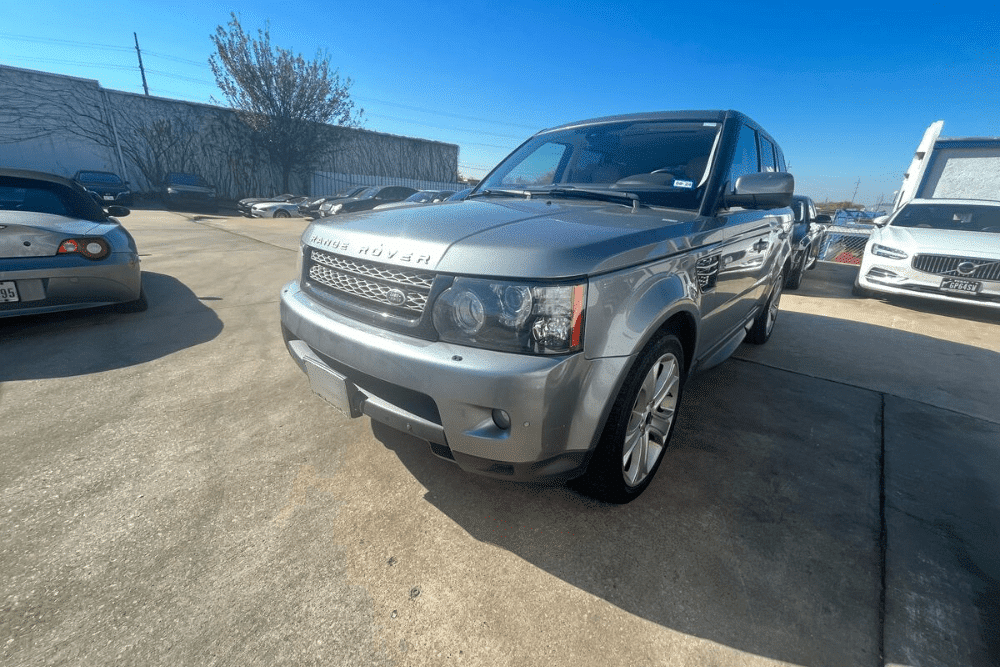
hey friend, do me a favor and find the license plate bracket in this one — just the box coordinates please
[940,278,982,294]
[0,281,19,303]
[304,359,362,418]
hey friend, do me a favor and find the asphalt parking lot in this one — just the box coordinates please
[2,210,998,667]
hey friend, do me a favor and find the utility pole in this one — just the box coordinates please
[851,178,861,206]
[134,32,149,96]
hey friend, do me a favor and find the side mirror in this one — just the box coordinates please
[107,205,131,217]
[873,215,889,227]
[724,172,794,209]
[815,214,832,224]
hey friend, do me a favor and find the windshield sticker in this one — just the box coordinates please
[673,179,694,189]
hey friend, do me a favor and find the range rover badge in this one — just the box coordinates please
[387,289,407,306]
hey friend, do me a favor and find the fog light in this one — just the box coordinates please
[492,409,511,430]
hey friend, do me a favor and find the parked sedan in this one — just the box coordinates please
[250,197,308,218]
[447,188,473,201]
[73,170,133,207]
[854,198,1000,308]
[163,172,217,212]
[1,168,145,317]
[238,193,296,217]
[298,188,368,219]
[372,190,455,211]
[320,186,418,216]
[784,195,832,289]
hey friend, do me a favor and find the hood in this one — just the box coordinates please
[304,198,705,279]
[879,225,1000,259]
[0,212,106,258]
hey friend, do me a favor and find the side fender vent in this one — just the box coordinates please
[696,255,721,292]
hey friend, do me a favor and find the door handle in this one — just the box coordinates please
[752,239,769,252]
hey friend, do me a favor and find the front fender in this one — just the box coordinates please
[584,258,699,360]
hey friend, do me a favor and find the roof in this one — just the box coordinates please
[539,110,760,134]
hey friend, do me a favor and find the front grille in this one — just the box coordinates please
[306,249,435,315]
[913,254,1000,281]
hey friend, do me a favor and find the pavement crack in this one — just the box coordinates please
[878,392,887,667]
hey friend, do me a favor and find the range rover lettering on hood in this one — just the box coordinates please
[308,233,434,266]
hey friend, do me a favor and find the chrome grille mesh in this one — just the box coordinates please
[306,249,434,314]
[913,254,1000,281]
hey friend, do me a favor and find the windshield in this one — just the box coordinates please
[78,171,123,185]
[478,120,721,210]
[891,203,1000,233]
[354,186,380,199]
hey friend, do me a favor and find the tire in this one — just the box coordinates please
[852,276,872,298]
[784,251,805,290]
[575,334,686,504]
[747,269,783,344]
[274,209,290,218]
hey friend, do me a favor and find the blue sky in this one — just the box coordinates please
[2,0,997,206]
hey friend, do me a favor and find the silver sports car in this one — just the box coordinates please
[855,198,1000,309]
[0,168,145,318]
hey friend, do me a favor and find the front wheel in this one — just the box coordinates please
[747,269,783,344]
[784,250,805,290]
[274,209,291,218]
[852,276,872,298]
[575,334,685,504]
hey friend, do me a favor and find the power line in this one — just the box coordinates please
[144,68,216,86]
[355,95,538,131]
[0,32,132,52]
[365,113,522,141]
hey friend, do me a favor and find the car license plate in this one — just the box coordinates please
[103,194,114,200]
[304,358,362,417]
[0,281,19,302]
[940,278,982,294]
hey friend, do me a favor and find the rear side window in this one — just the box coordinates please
[759,137,776,172]
[727,124,760,192]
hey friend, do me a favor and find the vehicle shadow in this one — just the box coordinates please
[0,271,223,381]
[367,316,1000,665]
[370,358,884,666]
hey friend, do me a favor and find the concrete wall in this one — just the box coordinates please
[0,65,459,199]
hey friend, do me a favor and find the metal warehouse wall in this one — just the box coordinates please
[0,65,459,199]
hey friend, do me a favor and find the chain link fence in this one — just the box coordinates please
[816,224,873,265]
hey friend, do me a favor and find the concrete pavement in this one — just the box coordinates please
[1,211,997,666]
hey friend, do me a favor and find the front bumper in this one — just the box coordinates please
[0,251,142,318]
[280,280,630,481]
[858,257,1000,309]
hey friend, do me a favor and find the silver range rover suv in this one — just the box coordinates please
[280,110,794,503]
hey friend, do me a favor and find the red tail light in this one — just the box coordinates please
[57,238,110,260]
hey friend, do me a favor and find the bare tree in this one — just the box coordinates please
[209,13,363,192]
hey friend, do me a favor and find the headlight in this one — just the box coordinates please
[433,278,585,355]
[166,187,178,194]
[329,203,343,214]
[871,243,908,260]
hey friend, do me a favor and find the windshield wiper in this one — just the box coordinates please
[467,188,534,199]
[536,187,641,210]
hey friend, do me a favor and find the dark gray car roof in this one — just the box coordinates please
[539,110,732,134]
